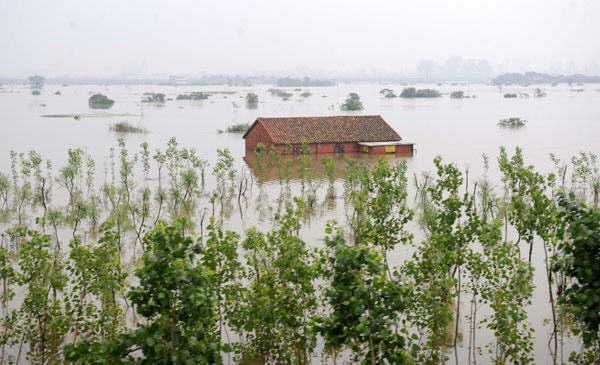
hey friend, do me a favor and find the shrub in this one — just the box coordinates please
[142,92,165,103]
[225,123,250,133]
[341,93,364,111]
[400,87,441,98]
[379,88,397,98]
[88,93,115,109]
[450,90,465,99]
[109,121,147,134]
[246,92,258,109]
[176,92,209,100]
[498,117,527,128]
[503,93,517,98]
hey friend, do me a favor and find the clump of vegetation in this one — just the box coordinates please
[88,93,115,109]
[246,92,258,109]
[379,88,397,98]
[450,90,465,99]
[224,122,250,133]
[54,91,61,95]
[534,88,546,97]
[142,92,165,103]
[267,88,293,99]
[176,92,209,100]
[341,93,364,111]
[109,121,147,134]
[300,91,312,98]
[400,87,441,98]
[503,93,517,98]
[498,117,527,128]
[27,75,45,89]
[276,76,334,87]
[31,90,41,96]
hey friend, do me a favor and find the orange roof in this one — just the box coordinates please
[243,115,402,144]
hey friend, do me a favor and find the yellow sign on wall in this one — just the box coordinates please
[385,145,396,153]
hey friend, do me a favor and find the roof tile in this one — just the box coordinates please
[243,115,401,144]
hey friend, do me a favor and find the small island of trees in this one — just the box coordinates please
[400,87,441,98]
[340,93,364,111]
[88,93,114,109]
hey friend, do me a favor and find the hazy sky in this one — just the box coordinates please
[1,0,599,77]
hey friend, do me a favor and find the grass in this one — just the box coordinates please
[110,121,147,134]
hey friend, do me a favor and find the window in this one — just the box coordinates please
[334,145,344,154]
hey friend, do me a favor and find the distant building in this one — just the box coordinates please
[243,116,414,155]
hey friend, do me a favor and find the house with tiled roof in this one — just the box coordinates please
[242,115,414,155]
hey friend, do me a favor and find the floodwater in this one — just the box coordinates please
[0,82,599,363]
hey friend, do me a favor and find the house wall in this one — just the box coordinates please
[395,144,413,155]
[246,131,414,156]
[270,142,361,154]
[361,144,414,155]
[245,122,274,151]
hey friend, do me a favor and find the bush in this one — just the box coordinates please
[503,93,517,98]
[89,93,115,109]
[300,91,312,98]
[380,88,397,98]
[267,88,293,99]
[176,92,209,101]
[246,92,258,109]
[142,93,165,103]
[341,93,364,111]
[400,87,441,98]
[450,91,465,99]
[109,121,147,134]
[534,88,547,98]
[31,90,41,96]
[225,123,251,133]
[497,117,527,128]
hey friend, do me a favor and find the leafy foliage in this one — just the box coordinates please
[341,93,364,111]
[498,117,527,128]
[400,87,441,98]
[245,92,258,109]
[89,94,115,109]
[555,194,600,358]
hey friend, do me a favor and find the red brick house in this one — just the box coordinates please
[242,115,414,155]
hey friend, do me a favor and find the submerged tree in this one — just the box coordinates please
[88,94,115,109]
[27,75,45,90]
[246,92,259,109]
[341,93,364,111]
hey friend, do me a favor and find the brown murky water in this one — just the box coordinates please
[1,82,599,363]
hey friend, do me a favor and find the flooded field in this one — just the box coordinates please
[0,82,599,364]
